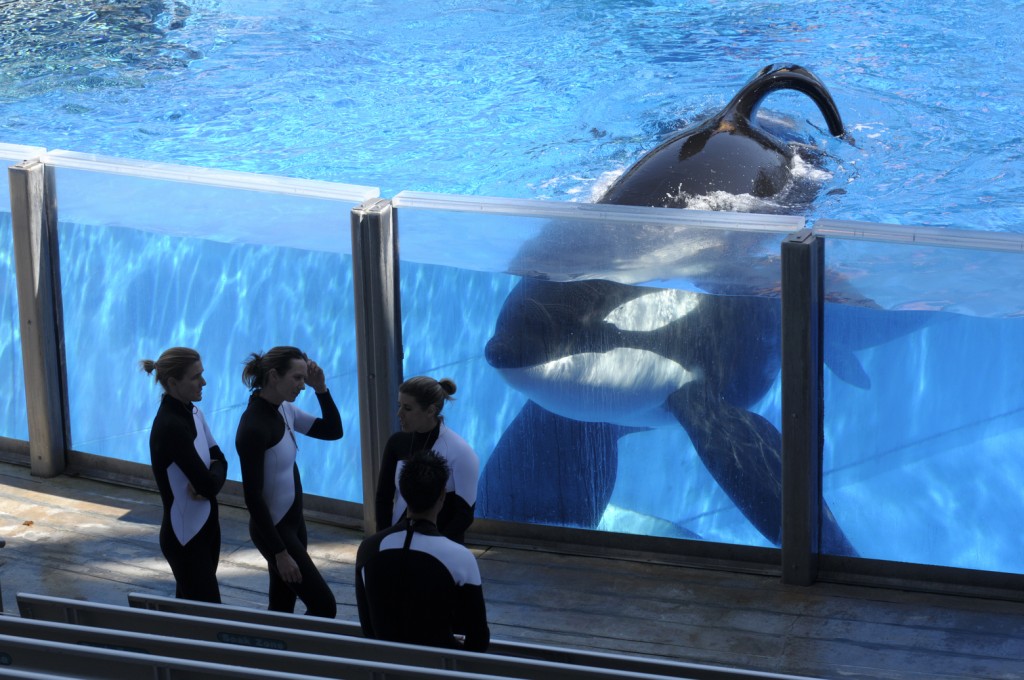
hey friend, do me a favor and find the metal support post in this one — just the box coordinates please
[781,228,824,585]
[351,198,403,533]
[9,160,68,477]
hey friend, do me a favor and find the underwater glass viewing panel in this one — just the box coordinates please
[819,220,1024,574]
[1,145,47,446]
[392,191,803,548]
[1,145,46,445]
[0,213,29,445]
[44,152,378,503]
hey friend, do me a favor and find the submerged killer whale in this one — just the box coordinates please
[477,64,860,554]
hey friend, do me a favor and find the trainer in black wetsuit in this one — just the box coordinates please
[374,376,479,544]
[357,450,489,651]
[236,347,343,617]
[143,348,227,603]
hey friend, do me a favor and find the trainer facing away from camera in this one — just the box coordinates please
[356,449,489,652]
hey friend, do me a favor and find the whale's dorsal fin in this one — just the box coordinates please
[724,63,847,138]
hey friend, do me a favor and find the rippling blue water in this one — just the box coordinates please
[2,0,1021,226]
[1,0,1023,571]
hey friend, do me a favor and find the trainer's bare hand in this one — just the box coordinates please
[275,550,302,583]
[306,360,327,394]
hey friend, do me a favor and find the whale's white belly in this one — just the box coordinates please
[498,347,695,428]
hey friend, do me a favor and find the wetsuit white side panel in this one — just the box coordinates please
[355,520,489,651]
[261,402,317,525]
[167,409,216,545]
[391,425,479,525]
[372,530,482,586]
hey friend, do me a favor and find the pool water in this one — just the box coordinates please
[1,0,1023,571]
[2,0,1021,226]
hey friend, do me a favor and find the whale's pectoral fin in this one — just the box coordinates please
[478,400,628,528]
[824,345,872,390]
[668,382,857,556]
[668,382,784,543]
[820,502,858,557]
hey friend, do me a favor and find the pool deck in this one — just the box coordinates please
[0,459,1022,680]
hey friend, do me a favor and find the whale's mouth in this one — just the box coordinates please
[485,334,548,370]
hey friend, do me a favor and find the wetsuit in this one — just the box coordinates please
[235,390,342,617]
[355,518,489,652]
[149,395,228,603]
[375,423,479,543]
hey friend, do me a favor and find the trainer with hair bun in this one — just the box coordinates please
[235,345,343,617]
[374,376,480,544]
[141,346,227,603]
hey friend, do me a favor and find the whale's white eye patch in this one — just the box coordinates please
[604,289,701,332]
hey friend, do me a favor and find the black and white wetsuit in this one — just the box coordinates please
[149,395,228,603]
[235,390,342,617]
[355,519,489,652]
[375,424,479,544]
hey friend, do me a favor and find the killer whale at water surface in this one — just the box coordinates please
[599,63,849,210]
[478,64,865,554]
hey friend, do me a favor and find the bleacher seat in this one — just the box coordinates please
[0,630,359,680]
[17,592,708,680]
[128,590,816,680]
[0,615,509,680]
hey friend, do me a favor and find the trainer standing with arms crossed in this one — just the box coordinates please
[236,346,342,617]
[142,347,227,603]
